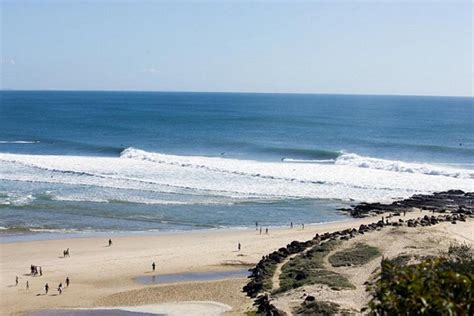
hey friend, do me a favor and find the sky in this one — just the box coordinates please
[0,1,472,96]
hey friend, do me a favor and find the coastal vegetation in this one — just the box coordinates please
[367,243,474,315]
[278,240,354,293]
[294,298,342,315]
[328,242,380,267]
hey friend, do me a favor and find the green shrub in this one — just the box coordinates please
[368,258,473,315]
[261,263,277,290]
[329,243,380,267]
[278,240,354,293]
[294,300,341,315]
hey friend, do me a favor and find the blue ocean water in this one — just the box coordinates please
[0,91,473,238]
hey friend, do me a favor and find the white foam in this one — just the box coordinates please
[0,148,472,203]
[0,140,39,144]
[282,158,335,163]
[0,192,35,206]
[335,153,474,179]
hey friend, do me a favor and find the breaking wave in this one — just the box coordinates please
[0,140,40,144]
[335,153,473,179]
[0,148,472,204]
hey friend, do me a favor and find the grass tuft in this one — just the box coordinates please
[329,242,380,267]
[277,240,355,293]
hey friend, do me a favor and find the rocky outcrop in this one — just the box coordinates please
[254,294,287,316]
[340,190,474,218]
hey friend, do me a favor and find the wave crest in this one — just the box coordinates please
[0,148,472,203]
[335,153,473,179]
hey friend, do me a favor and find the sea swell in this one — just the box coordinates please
[0,148,471,204]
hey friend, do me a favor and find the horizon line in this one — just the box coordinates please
[0,88,472,98]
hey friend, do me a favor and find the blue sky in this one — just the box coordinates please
[1,1,472,96]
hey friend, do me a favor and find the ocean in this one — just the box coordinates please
[0,91,473,239]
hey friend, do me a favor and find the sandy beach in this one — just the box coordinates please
[1,210,471,315]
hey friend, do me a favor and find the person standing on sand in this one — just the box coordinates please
[39,267,42,276]
[238,243,241,251]
[108,239,112,247]
[26,281,29,290]
[290,222,293,229]
[66,277,70,287]
[15,276,18,286]
[45,283,49,295]
[152,262,156,271]
[255,221,258,230]
[265,228,268,234]
[302,223,304,230]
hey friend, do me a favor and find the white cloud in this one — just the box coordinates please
[1,58,16,65]
[143,67,158,73]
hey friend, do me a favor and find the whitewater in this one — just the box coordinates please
[0,148,472,206]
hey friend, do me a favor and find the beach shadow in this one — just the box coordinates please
[7,284,16,288]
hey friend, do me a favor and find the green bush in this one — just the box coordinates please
[329,242,380,267]
[368,257,473,315]
[278,240,354,293]
[294,300,341,315]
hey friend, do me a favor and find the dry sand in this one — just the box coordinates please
[0,211,470,315]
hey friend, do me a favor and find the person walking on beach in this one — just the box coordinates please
[26,281,29,290]
[39,267,43,276]
[66,277,70,287]
[58,284,62,295]
[152,262,156,272]
[259,227,262,235]
[290,222,293,229]
[45,283,49,295]
[255,221,258,230]
[15,276,18,286]
[302,223,304,230]
[108,239,113,247]
[265,228,268,234]
[238,243,241,251]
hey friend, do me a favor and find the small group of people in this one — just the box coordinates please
[290,222,304,229]
[30,265,42,276]
[16,276,30,290]
[44,277,70,295]
[255,222,269,235]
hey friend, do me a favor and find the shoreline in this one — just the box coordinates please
[0,216,355,244]
[0,210,441,315]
